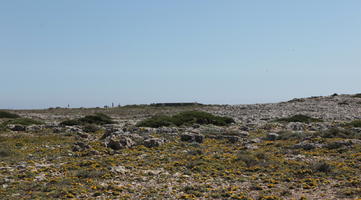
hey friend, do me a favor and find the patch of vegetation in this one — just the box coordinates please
[0,111,20,119]
[136,111,235,128]
[312,161,333,173]
[345,120,361,128]
[352,93,361,98]
[275,114,323,123]
[82,124,101,133]
[60,113,114,126]
[150,102,203,107]
[277,131,307,140]
[318,128,361,139]
[2,118,43,126]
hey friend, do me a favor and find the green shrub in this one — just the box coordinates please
[82,124,100,133]
[352,93,361,98]
[275,114,323,123]
[312,161,333,173]
[277,131,307,140]
[60,113,114,126]
[2,118,43,126]
[345,120,361,128]
[136,111,235,128]
[318,128,360,139]
[235,152,259,168]
[0,111,20,119]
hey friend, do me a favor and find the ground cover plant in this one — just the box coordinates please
[345,120,361,128]
[136,111,235,128]
[0,111,20,119]
[352,93,361,98]
[275,114,323,123]
[0,129,360,199]
[1,118,43,126]
[60,113,114,126]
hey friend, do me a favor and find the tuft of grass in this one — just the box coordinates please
[60,113,114,126]
[136,111,235,128]
[0,111,20,119]
[275,114,323,123]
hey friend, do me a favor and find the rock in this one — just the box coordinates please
[224,136,240,143]
[65,126,82,133]
[265,133,279,141]
[25,125,43,132]
[156,127,179,134]
[239,131,250,137]
[106,136,135,150]
[111,166,128,174]
[292,141,323,150]
[143,138,165,148]
[180,133,204,143]
[325,139,356,149]
[77,132,90,139]
[7,124,26,131]
[250,138,261,143]
[245,144,259,150]
[52,127,64,133]
[286,122,305,131]
[72,142,91,152]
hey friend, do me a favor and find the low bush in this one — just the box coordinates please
[60,113,114,126]
[345,120,361,128]
[0,111,20,119]
[352,93,361,98]
[2,118,43,126]
[136,111,235,128]
[319,128,361,139]
[82,124,100,133]
[277,131,307,140]
[275,114,323,123]
[312,161,333,173]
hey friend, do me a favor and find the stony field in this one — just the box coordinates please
[1,94,361,200]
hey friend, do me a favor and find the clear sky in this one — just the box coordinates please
[1,1,361,109]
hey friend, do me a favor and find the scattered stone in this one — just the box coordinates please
[292,141,323,150]
[25,125,43,132]
[239,131,250,137]
[143,138,165,148]
[265,133,279,141]
[111,165,128,174]
[250,138,261,143]
[77,132,90,139]
[7,124,26,131]
[72,142,91,152]
[224,136,240,143]
[286,122,305,131]
[106,136,135,150]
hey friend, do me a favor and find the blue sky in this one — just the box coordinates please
[1,1,361,109]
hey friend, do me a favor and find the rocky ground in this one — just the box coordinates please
[0,94,361,200]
